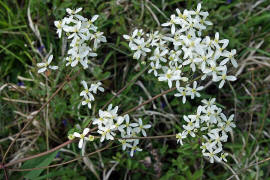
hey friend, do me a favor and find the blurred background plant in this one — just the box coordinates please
[0,0,270,179]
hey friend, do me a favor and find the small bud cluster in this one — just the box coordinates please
[176,98,235,163]
[54,8,106,69]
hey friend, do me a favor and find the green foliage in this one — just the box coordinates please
[1,0,270,179]
[19,151,59,179]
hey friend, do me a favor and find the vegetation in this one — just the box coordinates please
[0,0,270,179]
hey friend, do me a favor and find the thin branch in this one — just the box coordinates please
[4,140,74,168]
[226,156,270,180]
[8,143,113,172]
[101,65,149,110]
[0,163,8,180]
[2,70,80,163]
[2,126,96,168]
[121,87,176,115]
[117,134,176,140]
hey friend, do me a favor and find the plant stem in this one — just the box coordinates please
[101,65,149,110]
[121,87,176,115]
[2,70,80,164]
[8,142,113,172]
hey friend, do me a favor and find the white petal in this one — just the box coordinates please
[91,15,99,22]
[74,132,81,137]
[49,66,58,70]
[83,128,90,135]
[37,63,46,67]
[81,81,88,89]
[78,139,83,149]
[227,76,236,81]
[47,55,53,64]
[38,67,47,73]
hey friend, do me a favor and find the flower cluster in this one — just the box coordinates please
[176,98,236,163]
[124,3,237,100]
[80,80,104,109]
[124,3,237,162]
[54,8,106,69]
[71,104,151,156]
[92,104,151,156]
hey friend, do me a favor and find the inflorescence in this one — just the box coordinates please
[123,3,237,163]
[37,4,237,163]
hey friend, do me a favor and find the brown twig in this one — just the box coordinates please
[2,70,80,163]
[1,75,194,169]
[117,134,176,140]
[3,140,74,168]
[8,143,113,172]
[0,163,8,180]
[226,156,270,180]
[1,126,97,168]
[4,134,177,171]
[101,65,149,110]
[121,87,176,115]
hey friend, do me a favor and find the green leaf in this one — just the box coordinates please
[21,150,59,179]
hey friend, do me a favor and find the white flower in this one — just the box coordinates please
[55,8,106,71]
[93,110,112,127]
[148,61,161,76]
[119,133,132,151]
[202,98,216,108]
[97,126,116,142]
[162,14,182,34]
[220,49,237,68]
[158,68,180,88]
[119,114,137,135]
[183,125,196,137]
[203,147,222,163]
[37,55,58,73]
[90,82,104,94]
[220,152,228,162]
[130,38,151,59]
[80,80,91,96]
[107,104,119,120]
[188,105,204,123]
[114,116,125,132]
[86,15,99,31]
[123,29,139,46]
[82,94,94,109]
[175,87,190,104]
[54,20,64,38]
[66,7,83,15]
[214,70,236,88]
[183,115,199,130]
[149,48,168,63]
[200,142,212,153]
[187,81,203,99]
[208,129,228,147]
[182,57,201,72]
[73,128,91,149]
[91,31,107,50]
[195,48,214,72]
[220,113,236,132]
[127,140,142,157]
[133,118,151,137]
[176,131,187,145]
[203,61,226,80]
